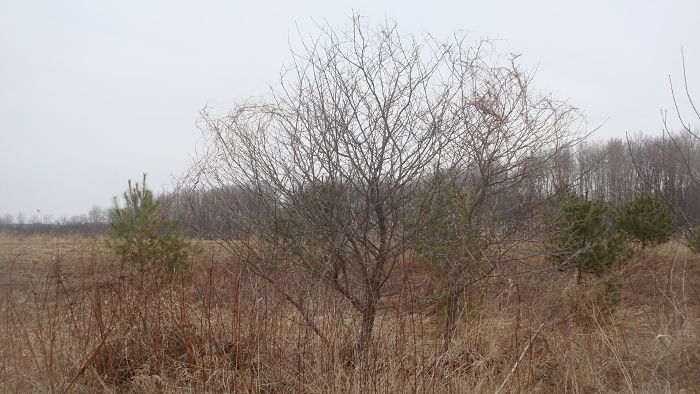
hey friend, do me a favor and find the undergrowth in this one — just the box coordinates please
[0,237,698,393]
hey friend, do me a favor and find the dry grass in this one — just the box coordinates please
[0,234,698,393]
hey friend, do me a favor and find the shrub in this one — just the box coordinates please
[414,171,492,350]
[107,174,200,282]
[613,192,675,249]
[547,186,626,278]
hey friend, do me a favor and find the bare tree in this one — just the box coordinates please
[663,50,700,219]
[87,206,106,225]
[624,50,700,244]
[415,52,582,350]
[193,16,581,350]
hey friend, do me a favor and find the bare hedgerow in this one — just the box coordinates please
[192,15,583,351]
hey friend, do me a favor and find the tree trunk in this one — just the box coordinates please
[357,294,377,351]
[442,289,461,352]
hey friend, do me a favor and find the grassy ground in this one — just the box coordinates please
[0,234,698,393]
[0,235,107,293]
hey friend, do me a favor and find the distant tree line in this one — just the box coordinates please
[1,131,696,239]
[159,131,699,239]
[0,206,108,236]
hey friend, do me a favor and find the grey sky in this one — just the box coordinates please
[1,0,698,219]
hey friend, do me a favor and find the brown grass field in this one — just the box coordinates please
[0,234,698,393]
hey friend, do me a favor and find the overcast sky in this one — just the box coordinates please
[1,0,698,219]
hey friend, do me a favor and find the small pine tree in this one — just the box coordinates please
[108,174,200,282]
[613,192,675,249]
[414,171,491,351]
[547,186,626,279]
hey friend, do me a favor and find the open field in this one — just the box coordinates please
[0,236,108,293]
[0,234,699,393]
